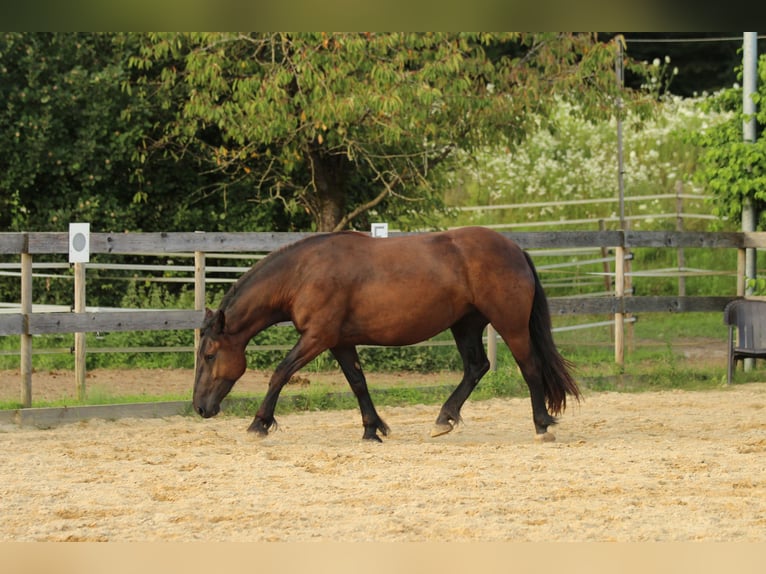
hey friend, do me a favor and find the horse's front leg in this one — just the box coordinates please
[248,335,324,436]
[331,346,390,442]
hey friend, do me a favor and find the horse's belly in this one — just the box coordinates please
[341,291,470,347]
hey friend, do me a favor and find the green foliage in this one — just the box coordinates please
[133,33,648,231]
[443,95,730,232]
[0,36,754,410]
[689,54,766,226]
[0,33,179,233]
[0,32,303,236]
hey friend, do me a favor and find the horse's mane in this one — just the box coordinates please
[217,233,336,312]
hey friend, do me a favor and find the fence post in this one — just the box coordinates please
[737,248,746,296]
[598,220,612,292]
[194,249,206,372]
[676,181,686,297]
[486,324,498,371]
[73,262,87,400]
[614,242,625,367]
[624,221,634,354]
[20,250,33,407]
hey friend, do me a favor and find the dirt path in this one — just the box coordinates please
[1,382,764,542]
[0,367,450,403]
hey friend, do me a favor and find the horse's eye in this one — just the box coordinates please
[204,354,216,362]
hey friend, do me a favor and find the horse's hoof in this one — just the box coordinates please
[363,434,383,443]
[534,431,556,443]
[430,422,454,438]
[247,423,269,437]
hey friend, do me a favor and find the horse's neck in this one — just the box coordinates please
[224,274,289,342]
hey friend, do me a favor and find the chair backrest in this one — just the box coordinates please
[724,299,766,351]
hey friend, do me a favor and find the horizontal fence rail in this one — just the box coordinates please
[0,229,761,407]
[1,229,762,255]
[1,230,757,339]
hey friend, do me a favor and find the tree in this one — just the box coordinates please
[0,33,134,231]
[0,32,281,234]
[691,55,766,227]
[134,32,649,232]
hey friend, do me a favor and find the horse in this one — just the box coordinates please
[193,226,580,442]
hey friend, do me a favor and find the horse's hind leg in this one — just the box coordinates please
[432,312,490,437]
[331,346,390,442]
[502,333,557,442]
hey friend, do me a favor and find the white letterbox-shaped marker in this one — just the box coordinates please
[69,222,90,263]
[371,223,388,238]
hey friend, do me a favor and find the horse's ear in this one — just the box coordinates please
[213,310,226,334]
[203,308,225,334]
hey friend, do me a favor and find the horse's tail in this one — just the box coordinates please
[523,251,581,415]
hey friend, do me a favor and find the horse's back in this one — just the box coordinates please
[293,227,532,294]
[284,228,535,346]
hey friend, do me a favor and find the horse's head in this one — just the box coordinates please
[193,308,247,418]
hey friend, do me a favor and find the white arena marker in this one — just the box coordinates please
[69,222,90,263]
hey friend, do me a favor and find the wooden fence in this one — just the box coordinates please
[0,229,762,408]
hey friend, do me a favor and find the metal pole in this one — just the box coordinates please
[743,33,758,372]
[614,38,626,366]
[743,32,758,296]
[615,39,626,227]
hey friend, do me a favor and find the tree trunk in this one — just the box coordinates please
[309,150,346,232]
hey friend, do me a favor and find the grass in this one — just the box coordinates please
[3,311,762,415]
[2,357,761,416]
[187,361,759,421]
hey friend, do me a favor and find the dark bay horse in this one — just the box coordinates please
[193,226,579,442]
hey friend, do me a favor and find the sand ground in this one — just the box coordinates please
[1,369,764,542]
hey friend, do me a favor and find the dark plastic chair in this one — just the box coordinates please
[723,299,766,385]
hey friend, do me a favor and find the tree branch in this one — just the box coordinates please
[332,185,391,232]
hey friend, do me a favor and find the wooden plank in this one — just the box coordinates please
[0,233,27,254]
[27,310,204,334]
[8,401,191,428]
[501,231,624,249]
[549,296,735,315]
[743,232,766,249]
[20,230,766,253]
[0,313,24,335]
[623,296,735,313]
[625,231,743,249]
[11,297,740,338]
[2,229,764,255]
[93,232,314,254]
[549,297,618,315]
[24,232,68,254]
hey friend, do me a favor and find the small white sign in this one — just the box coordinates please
[69,222,90,263]
[371,223,388,238]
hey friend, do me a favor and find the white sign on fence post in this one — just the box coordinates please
[371,223,388,238]
[69,222,90,263]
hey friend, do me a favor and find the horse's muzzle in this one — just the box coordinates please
[195,403,220,418]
